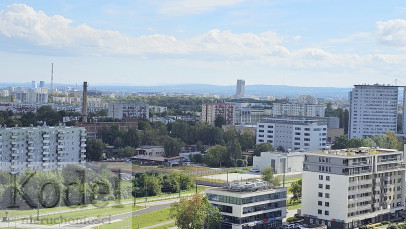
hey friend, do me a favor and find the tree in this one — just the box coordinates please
[239,131,256,151]
[86,139,105,161]
[204,145,227,167]
[262,167,280,186]
[276,146,285,152]
[254,143,274,156]
[332,135,349,149]
[170,194,221,229]
[289,179,302,203]
[214,115,226,128]
[164,137,184,157]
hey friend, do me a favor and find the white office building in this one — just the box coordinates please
[0,126,86,174]
[348,84,401,139]
[252,151,304,174]
[206,182,287,229]
[256,118,327,152]
[302,147,406,229]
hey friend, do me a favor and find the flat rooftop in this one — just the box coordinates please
[308,147,401,157]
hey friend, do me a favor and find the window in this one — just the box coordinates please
[325,210,329,216]
[318,201,322,206]
[325,193,330,198]
[318,184,323,189]
[326,185,330,190]
[318,209,322,214]
[318,192,323,197]
[325,202,329,207]
[319,175,323,180]
[326,176,330,181]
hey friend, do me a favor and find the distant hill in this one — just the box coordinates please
[0,82,351,98]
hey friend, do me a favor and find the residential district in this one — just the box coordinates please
[0,80,405,229]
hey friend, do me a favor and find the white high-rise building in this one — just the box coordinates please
[201,102,236,125]
[256,118,327,152]
[0,126,86,174]
[302,147,406,229]
[348,84,399,139]
[236,79,245,98]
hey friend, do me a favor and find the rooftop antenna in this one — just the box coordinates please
[51,63,54,91]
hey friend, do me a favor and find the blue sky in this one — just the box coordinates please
[0,1,406,87]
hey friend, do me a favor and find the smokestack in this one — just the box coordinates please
[51,63,54,91]
[82,82,88,123]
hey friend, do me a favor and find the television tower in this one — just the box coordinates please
[51,63,54,91]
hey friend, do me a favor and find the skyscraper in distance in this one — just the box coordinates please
[235,79,245,98]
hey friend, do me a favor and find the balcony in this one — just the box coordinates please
[27,158,34,162]
[357,205,371,211]
[348,188,371,195]
[28,146,34,150]
[43,151,50,155]
[382,177,391,182]
[57,145,64,149]
[42,157,50,161]
[43,140,50,144]
[80,132,87,137]
[27,152,35,156]
[11,135,17,139]
[42,162,50,167]
[80,154,86,158]
[358,196,372,202]
[27,140,34,144]
[11,147,18,151]
[42,146,50,150]
[80,144,86,148]
[348,207,357,213]
[80,149,86,153]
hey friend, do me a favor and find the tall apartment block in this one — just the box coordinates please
[256,118,327,152]
[302,147,406,229]
[108,102,149,119]
[206,181,287,229]
[0,126,86,174]
[201,102,236,125]
[348,84,402,139]
[236,79,245,98]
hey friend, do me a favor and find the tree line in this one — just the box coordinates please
[332,132,403,150]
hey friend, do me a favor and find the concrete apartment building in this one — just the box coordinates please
[252,151,304,174]
[201,102,236,125]
[206,181,287,229]
[256,118,327,152]
[272,103,325,117]
[108,102,149,119]
[302,147,406,229]
[348,84,401,139]
[0,126,86,174]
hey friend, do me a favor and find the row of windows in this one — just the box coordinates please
[207,192,286,205]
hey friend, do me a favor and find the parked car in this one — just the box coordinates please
[250,168,260,173]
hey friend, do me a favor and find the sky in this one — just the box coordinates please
[0,1,406,87]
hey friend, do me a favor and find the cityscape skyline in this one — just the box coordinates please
[0,1,405,87]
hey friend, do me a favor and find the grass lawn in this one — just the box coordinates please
[99,207,172,229]
[36,204,144,225]
[153,221,176,229]
[287,201,301,210]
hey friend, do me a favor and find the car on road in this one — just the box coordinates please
[250,168,260,173]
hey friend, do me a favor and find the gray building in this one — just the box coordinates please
[0,125,86,174]
[108,102,149,119]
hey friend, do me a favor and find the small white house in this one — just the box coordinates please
[252,151,304,174]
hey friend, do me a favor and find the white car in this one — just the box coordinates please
[250,168,260,173]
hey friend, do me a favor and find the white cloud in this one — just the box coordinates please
[324,32,371,45]
[156,0,246,15]
[1,4,406,73]
[376,19,406,48]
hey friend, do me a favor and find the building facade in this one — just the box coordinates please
[0,126,86,174]
[348,84,399,139]
[108,102,149,120]
[236,79,245,98]
[302,148,406,229]
[252,151,304,174]
[273,103,325,117]
[256,118,327,152]
[206,182,287,229]
[201,102,236,125]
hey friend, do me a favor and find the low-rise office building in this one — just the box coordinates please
[206,181,287,229]
[302,147,406,229]
[252,151,304,174]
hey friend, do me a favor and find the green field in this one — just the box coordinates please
[99,207,172,229]
[37,204,143,225]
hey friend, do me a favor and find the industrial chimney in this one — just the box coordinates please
[82,82,88,123]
